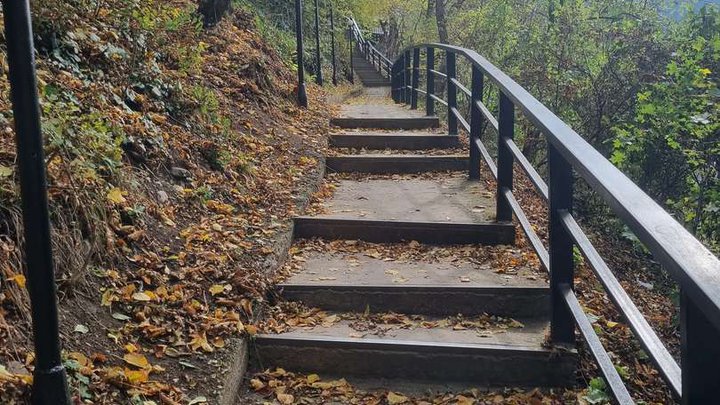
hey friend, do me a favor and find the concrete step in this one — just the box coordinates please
[326,154,468,173]
[292,175,514,244]
[331,116,440,130]
[330,132,460,149]
[294,217,515,245]
[254,318,576,387]
[278,250,548,317]
[360,82,392,88]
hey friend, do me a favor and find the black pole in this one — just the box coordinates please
[1,1,71,404]
[330,6,337,86]
[295,0,308,107]
[349,36,354,84]
[314,0,323,85]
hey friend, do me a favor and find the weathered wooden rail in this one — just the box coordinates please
[348,16,720,404]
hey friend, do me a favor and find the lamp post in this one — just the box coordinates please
[1,1,71,403]
[295,0,308,107]
[330,6,337,86]
[314,0,323,85]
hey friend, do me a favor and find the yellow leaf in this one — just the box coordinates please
[107,188,126,204]
[276,393,294,404]
[101,290,115,307]
[8,274,26,288]
[607,321,619,328]
[68,352,89,367]
[307,374,320,384]
[245,325,258,336]
[123,353,150,369]
[124,368,149,384]
[387,392,409,404]
[250,378,264,391]
[209,284,225,296]
[132,292,152,302]
[189,332,214,353]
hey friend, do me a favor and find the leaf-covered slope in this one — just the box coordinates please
[0,1,331,403]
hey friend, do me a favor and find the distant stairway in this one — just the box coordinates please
[353,54,391,87]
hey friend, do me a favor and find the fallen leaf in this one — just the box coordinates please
[276,393,294,404]
[0,165,13,177]
[123,353,150,369]
[73,324,89,334]
[107,187,126,204]
[209,284,225,296]
[387,392,409,404]
[8,274,26,288]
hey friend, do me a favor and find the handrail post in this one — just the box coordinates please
[348,36,354,84]
[392,62,399,102]
[446,51,458,136]
[469,66,484,180]
[2,1,71,403]
[496,92,514,221]
[330,6,337,86]
[399,54,406,103]
[411,47,420,110]
[426,47,435,117]
[404,50,412,104]
[681,295,720,403]
[295,0,308,107]
[548,144,575,345]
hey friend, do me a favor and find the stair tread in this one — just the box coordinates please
[281,250,545,289]
[332,131,450,137]
[257,317,549,350]
[306,174,495,224]
[339,104,430,120]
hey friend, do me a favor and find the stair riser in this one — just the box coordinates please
[254,339,576,387]
[331,117,440,130]
[326,156,468,174]
[279,286,549,318]
[359,82,391,88]
[293,218,515,245]
[330,135,459,150]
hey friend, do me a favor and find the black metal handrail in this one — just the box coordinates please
[347,17,392,79]
[391,43,720,403]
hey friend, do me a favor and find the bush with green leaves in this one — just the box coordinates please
[612,7,720,252]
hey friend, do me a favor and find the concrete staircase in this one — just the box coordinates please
[254,84,576,389]
[352,54,391,87]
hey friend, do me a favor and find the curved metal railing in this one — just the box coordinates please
[391,43,720,403]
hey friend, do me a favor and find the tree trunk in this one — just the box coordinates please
[435,0,449,44]
[198,0,231,27]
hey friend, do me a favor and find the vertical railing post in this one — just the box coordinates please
[330,6,337,86]
[295,0,308,107]
[426,47,435,117]
[404,50,411,104]
[496,92,514,221]
[399,54,406,103]
[548,143,575,345]
[348,35,354,84]
[681,295,720,404]
[391,62,398,102]
[313,0,323,85]
[446,51,458,136]
[411,48,420,110]
[2,1,71,403]
[469,66,484,180]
